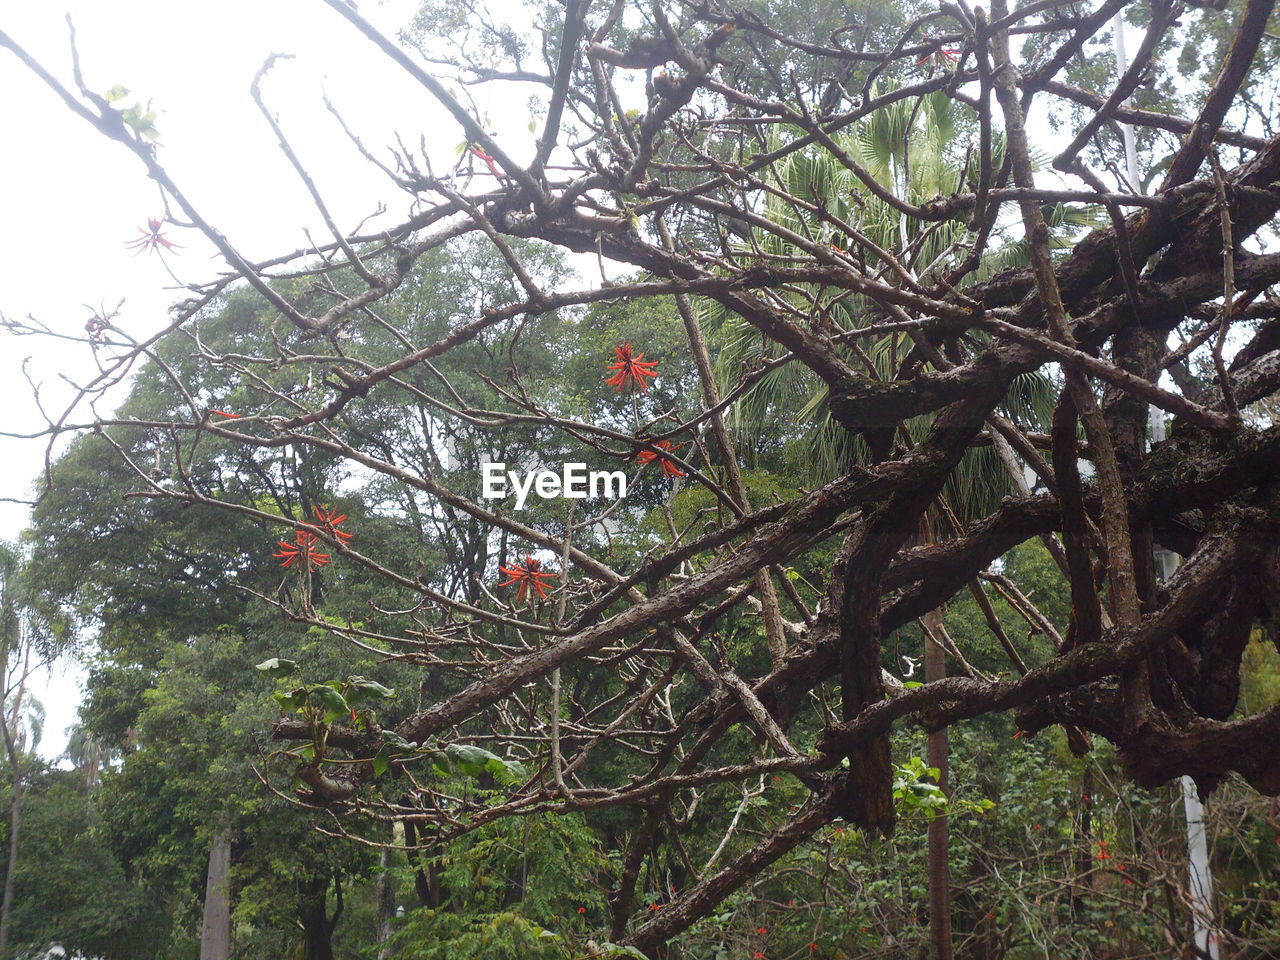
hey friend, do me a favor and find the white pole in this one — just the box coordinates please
[1181,777,1221,959]
[1112,15,1142,190]
[1151,406,1221,959]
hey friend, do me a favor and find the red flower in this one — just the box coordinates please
[497,555,557,603]
[605,342,659,392]
[756,926,768,935]
[754,954,765,959]
[577,906,587,914]
[84,314,113,342]
[314,505,353,542]
[786,900,796,908]
[809,944,819,952]
[469,145,501,178]
[914,45,959,67]
[649,903,661,911]
[125,217,182,255]
[274,529,330,570]
[635,439,685,478]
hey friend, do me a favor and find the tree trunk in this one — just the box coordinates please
[0,657,27,960]
[376,847,396,960]
[199,827,233,960]
[0,777,23,960]
[1072,765,1093,917]
[298,876,336,960]
[922,608,954,960]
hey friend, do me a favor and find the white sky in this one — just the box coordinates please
[0,0,513,756]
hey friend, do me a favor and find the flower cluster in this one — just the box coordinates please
[273,505,352,571]
[497,555,556,603]
[273,529,329,571]
[635,438,685,478]
[605,342,659,393]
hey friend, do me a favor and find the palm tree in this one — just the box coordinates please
[64,724,113,789]
[701,89,1100,959]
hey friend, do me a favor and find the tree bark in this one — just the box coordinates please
[0,776,22,960]
[298,875,336,960]
[1072,765,1094,918]
[0,656,27,960]
[199,827,233,960]
[376,847,396,960]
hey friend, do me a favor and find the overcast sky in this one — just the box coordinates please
[0,0,501,756]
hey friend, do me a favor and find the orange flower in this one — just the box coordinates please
[635,439,685,478]
[605,342,659,392]
[497,555,556,603]
[273,506,353,570]
[469,145,501,177]
[914,45,959,67]
[274,529,330,570]
[314,505,353,542]
[756,926,768,935]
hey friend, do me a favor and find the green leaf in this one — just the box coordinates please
[444,743,527,785]
[105,84,130,103]
[345,677,395,705]
[256,657,298,678]
[446,743,497,777]
[371,753,390,777]
[598,944,649,959]
[310,686,350,723]
[380,729,414,751]
[273,688,309,712]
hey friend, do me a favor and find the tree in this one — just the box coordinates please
[4,0,1280,956]
[0,543,48,960]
